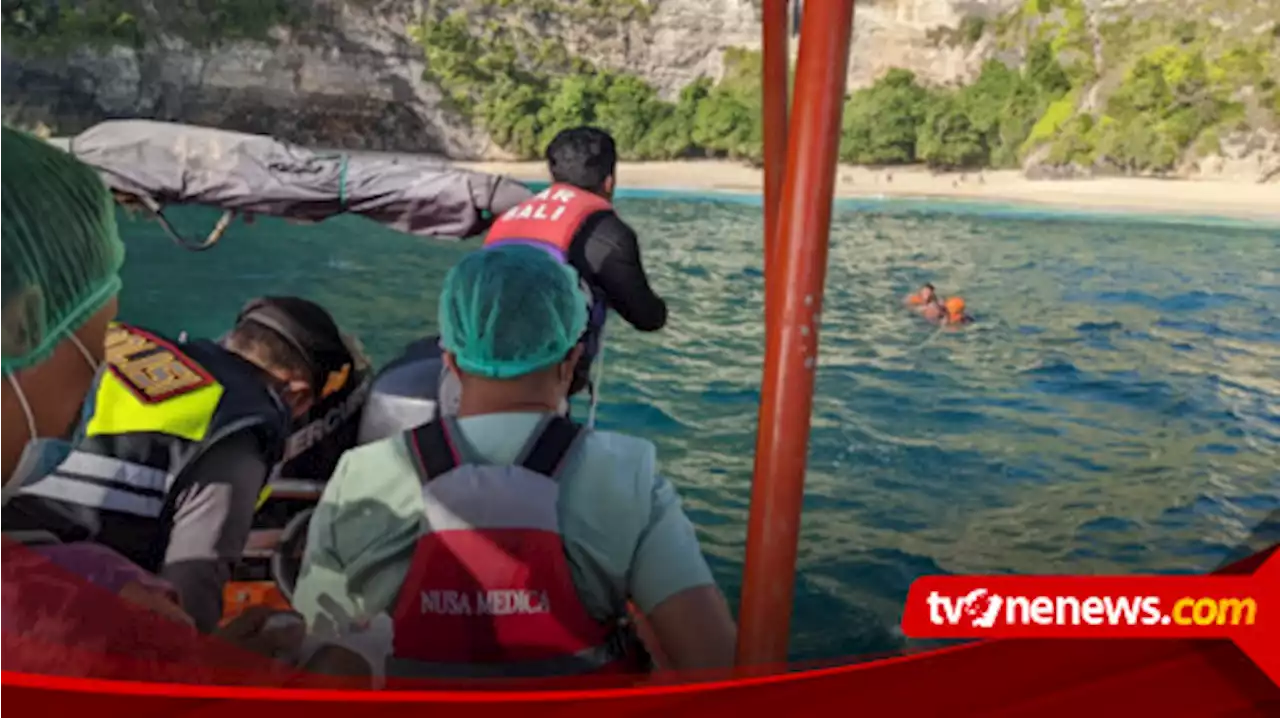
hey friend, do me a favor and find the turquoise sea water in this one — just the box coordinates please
[116,194,1280,662]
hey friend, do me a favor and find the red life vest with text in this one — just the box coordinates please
[387,416,642,678]
[483,182,612,259]
[482,183,613,375]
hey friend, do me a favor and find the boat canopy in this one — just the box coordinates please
[62,120,534,249]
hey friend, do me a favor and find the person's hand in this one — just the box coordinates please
[626,603,667,671]
[295,610,392,688]
[117,580,195,627]
[216,606,306,660]
[302,644,374,678]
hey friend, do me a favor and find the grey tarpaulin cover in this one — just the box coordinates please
[64,120,534,247]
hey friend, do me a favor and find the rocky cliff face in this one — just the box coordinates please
[544,0,1022,99]
[2,0,1021,158]
[4,1,489,156]
[3,0,1276,180]
[844,0,1021,89]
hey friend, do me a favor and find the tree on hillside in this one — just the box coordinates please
[1026,40,1072,97]
[840,69,934,164]
[691,50,764,162]
[917,94,989,169]
[595,73,666,159]
[637,78,711,159]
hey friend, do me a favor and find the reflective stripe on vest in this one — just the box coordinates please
[3,530,63,546]
[13,325,289,528]
[388,416,631,677]
[18,450,171,518]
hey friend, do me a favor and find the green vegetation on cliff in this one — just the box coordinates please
[2,0,302,51]
[410,0,1081,166]
[1002,0,1279,173]
[5,0,1276,175]
[834,42,1074,170]
[414,0,1277,173]
[411,6,762,161]
[985,0,1276,175]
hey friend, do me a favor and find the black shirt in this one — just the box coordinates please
[566,210,667,332]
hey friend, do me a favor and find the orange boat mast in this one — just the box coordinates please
[760,0,790,284]
[737,0,857,668]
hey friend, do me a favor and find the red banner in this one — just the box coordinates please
[901,558,1280,686]
[2,545,1277,715]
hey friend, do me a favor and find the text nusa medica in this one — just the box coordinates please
[419,589,552,617]
[927,592,1258,627]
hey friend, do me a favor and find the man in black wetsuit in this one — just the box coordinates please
[484,126,668,396]
[363,127,667,433]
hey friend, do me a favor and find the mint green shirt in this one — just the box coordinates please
[293,412,715,640]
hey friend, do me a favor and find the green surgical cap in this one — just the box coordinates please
[439,244,588,379]
[2,127,125,374]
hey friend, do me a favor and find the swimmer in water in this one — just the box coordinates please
[905,283,936,306]
[906,283,946,321]
[941,297,973,326]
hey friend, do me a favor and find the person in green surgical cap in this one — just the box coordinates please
[1,126,125,492]
[292,244,736,682]
[0,128,307,667]
[0,125,202,637]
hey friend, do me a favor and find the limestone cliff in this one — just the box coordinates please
[2,0,1276,180]
[1,0,1022,157]
[3,1,487,155]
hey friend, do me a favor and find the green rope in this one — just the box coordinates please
[338,154,349,208]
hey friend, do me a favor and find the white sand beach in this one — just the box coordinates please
[457,160,1280,223]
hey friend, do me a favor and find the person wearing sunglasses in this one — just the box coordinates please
[4,295,354,633]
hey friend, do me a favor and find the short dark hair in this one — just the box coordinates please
[545,127,617,193]
[923,283,935,291]
[226,321,312,381]
[227,296,349,391]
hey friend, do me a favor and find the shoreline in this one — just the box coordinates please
[456,160,1280,224]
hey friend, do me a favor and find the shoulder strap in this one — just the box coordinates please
[407,415,583,482]
[407,419,461,483]
[516,416,584,478]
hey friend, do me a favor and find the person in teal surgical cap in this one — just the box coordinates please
[293,244,736,681]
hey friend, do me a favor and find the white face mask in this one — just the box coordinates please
[3,332,101,502]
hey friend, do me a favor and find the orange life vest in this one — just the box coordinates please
[482,183,613,371]
[483,182,613,257]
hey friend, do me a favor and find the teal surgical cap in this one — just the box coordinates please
[439,244,588,379]
[2,127,125,374]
